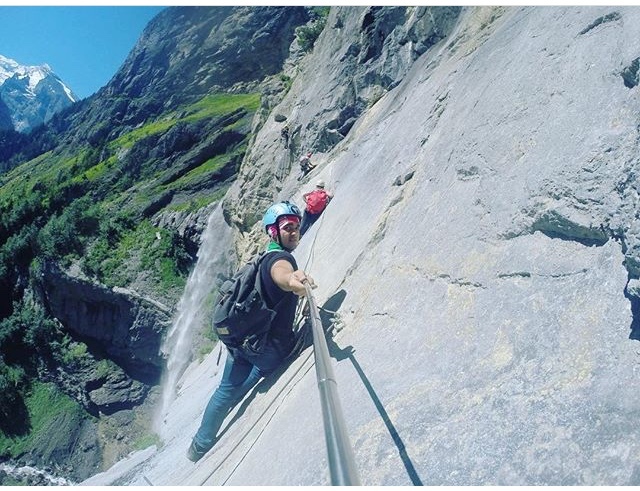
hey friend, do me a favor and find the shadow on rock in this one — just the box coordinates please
[624,280,640,341]
[215,288,424,486]
[0,394,30,437]
[318,289,424,485]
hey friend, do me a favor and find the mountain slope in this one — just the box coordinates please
[86,5,640,485]
[63,6,309,149]
[0,6,312,482]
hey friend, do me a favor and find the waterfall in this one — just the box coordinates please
[155,204,232,430]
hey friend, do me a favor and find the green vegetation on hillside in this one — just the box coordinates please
[0,382,88,459]
[0,91,259,300]
[296,7,330,52]
[0,303,60,436]
[84,218,191,294]
[0,91,261,454]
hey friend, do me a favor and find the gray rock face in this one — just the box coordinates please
[225,6,461,226]
[37,262,171,381]
[95,6,309,129]
[0,96,12,130]
[90,6,640,486]
[87,370,147,411]
[152,203,216,252]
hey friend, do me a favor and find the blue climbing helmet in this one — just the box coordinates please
[262,201,302,232]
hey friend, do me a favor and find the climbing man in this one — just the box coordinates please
[298,152,315,180]
[300,179,333,236]
[187,201,315,463]
[281,124,289,148]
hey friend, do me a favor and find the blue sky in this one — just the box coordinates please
[0,6,166,99]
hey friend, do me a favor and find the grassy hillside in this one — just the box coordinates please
[0,92,260,470]
[0,92,258,294]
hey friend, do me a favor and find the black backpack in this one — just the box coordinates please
[212,251,277,349]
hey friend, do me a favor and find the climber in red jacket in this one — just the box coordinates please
[300,179,332,236]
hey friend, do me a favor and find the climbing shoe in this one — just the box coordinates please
[186,440,210,463]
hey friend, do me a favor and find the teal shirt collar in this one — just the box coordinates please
[267,240,284,252]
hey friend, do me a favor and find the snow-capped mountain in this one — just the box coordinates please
[0,54,77,132]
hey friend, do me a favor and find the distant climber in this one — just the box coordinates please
[281,124,290,148]
[300,180,333,236]
[187,201,316,463]
[298,152,315,180]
